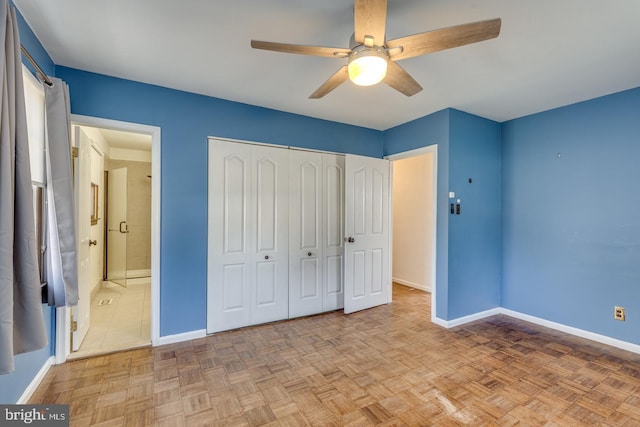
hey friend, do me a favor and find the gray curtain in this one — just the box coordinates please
[0,0,48,375]
[44,77,78,307]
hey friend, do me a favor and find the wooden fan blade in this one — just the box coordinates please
[384,61,422,96]
[354,0,387,46]
[309,66,349,99]
[251,40,351,58]
[387,18,501,61]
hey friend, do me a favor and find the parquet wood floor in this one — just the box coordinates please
[30,285,640,426]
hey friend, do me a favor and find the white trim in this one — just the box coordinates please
[54,116,162,363]
[158,329,207,346]
[431,317,449,328]
[434,308,502,328]
[207,135,346,157]
[393,278,431,292]
[127,269,152,278]
[17,356,54,404]
[501,309,640,355]
[54,307,69,364]
[433,307,640,355]
[385,145,438,161]
[388,160,393,305]
[385,144,438,323]
[124,277,151,286]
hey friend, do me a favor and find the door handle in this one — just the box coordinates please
[307,252,312,257]
[119,221,129,233]
[89,240,97,246]
[345,237,355,243]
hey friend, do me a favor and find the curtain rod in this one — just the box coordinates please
[20,44,53,87]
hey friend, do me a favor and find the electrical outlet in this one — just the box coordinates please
[614,306,625,321]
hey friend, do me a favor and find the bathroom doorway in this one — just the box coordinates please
[68,120,157,360]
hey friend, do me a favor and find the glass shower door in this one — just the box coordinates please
[107,167,128,287]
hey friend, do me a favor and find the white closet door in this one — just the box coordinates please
[344,154,390,314]
[289,150,323,317]
[322,153,344,312]
[208,140,253,333]
[251,145,289,324]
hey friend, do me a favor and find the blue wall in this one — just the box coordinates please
[448,110,501,318]
[0,3,56,404]
[384,110,451,318]
[502,87,640,344]
[55,66,383,336]
[384,109,502,321]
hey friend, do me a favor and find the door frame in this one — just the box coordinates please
[385,144,438,323]
[55,115,161,363]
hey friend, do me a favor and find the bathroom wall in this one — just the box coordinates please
[109,160,152,275]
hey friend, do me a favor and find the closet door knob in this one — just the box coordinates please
[307,252,312,257]
[264,255,269,260]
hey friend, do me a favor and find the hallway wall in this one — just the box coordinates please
[392,152,435,291]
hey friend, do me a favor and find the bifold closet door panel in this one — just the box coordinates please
[289,150,323,317]
[208,140,290,333]
[209,139,351,332]
[251,145,289,324]
[322,154,345,312]
[207,140,253,333]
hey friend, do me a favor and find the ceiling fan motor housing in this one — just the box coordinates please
[348,45,389,86]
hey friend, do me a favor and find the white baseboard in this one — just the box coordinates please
[431,317,449,328]
[17,356,54,404]
[393,278,431,292]
[434,308,502,329]
[127,269,151,279]
[158,329,206,346]
[501,308,640,355]
[432,307,640,355]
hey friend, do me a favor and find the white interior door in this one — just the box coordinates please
[344,154,390,314]
[289,150,323,317]
[72,127,91,351]
[107,167,128,287]
[251,145,289,324]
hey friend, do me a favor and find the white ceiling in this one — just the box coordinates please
[96,128,151,152]
[14,0,640,130]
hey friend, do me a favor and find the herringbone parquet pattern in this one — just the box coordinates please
[30,285,640,426]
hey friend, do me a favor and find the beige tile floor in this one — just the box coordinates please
[68,278,151,360]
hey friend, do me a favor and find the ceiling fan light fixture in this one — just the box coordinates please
[348,47,388,86]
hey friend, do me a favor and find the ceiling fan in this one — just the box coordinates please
[251,0,501,99]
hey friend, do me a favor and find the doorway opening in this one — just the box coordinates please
[387,145,438,321]
[56,116,161,362]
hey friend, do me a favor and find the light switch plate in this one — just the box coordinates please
[449,192,455,198]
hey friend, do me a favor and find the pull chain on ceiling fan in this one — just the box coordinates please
[251,0,501,99]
